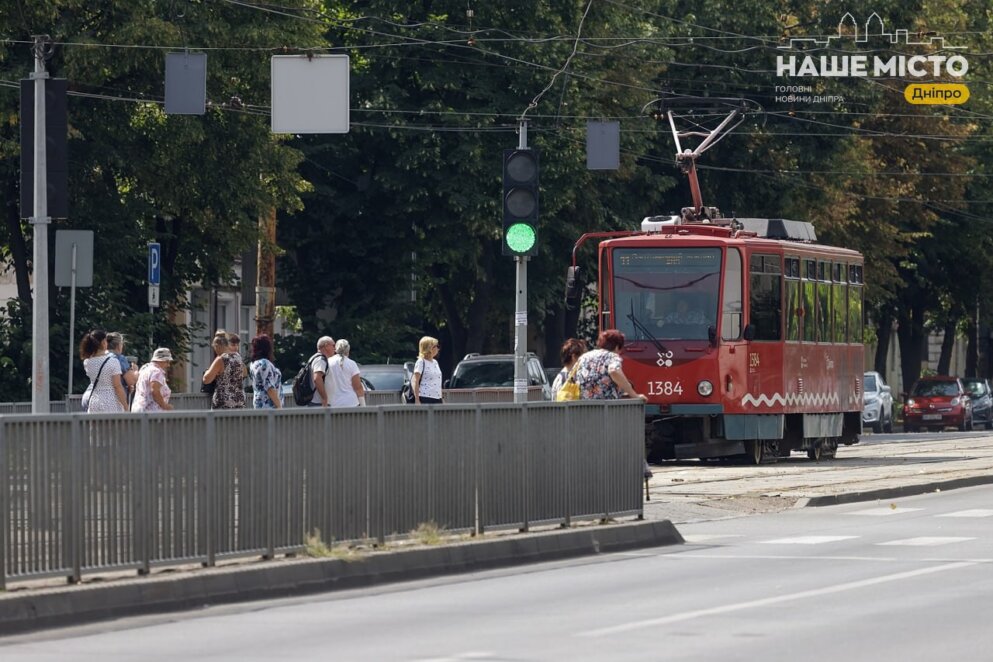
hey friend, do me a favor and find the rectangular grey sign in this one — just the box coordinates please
[165,52,207,115]
[587,121,620,170]
[54,230,94,287]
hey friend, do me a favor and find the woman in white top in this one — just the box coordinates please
[132,348,175,412]
[79,329,128,413]
[328,339,366,407]
[412,336,444,404]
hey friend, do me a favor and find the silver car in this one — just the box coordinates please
[863,371,894,433]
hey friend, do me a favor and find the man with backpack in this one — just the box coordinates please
[293,336,335,407]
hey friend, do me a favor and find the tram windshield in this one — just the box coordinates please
[612,247,721,341]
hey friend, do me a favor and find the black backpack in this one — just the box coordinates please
[292,353,326,406]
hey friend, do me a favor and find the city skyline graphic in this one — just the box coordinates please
[778,12,967,51]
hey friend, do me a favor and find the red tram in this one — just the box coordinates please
[568,100,864,463]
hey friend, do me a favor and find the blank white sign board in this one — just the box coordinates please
[271,55,350,134]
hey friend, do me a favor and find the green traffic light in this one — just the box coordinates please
[505,222,536,254]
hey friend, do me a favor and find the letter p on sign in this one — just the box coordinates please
[148,242,161,285]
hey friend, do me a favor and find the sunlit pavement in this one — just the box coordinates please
[644,430,993,522]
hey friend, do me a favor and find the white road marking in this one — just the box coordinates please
[877,537,975,546]
[848,507,924,516]
[416,653,495,661]
[682,534,745,543]
[759,535,859,545]
[580,561,976,637]
[935,509,993,518]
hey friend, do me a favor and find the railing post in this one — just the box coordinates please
[474,404,482,536]
[563,403,572,528]
[0,419,7,591]
[602,402,609,521]
[375,407,385,545]
[520,403,529,533]
[137,415,151,575]
[204,412,215,567]
[68,415,82,583]
[264,410,275,560]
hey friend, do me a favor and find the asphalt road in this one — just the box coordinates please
[3,485,990,661]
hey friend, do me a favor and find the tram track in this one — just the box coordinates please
[643,432,993,520]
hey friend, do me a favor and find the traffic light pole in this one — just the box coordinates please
[30,36,51,414]
[513,121,528,404]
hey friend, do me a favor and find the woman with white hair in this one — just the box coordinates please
[328,339,366,407]
[132,348,175,412]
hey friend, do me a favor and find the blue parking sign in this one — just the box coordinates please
[148,243,161,285]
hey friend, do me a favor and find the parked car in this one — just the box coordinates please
[447,353,553,400]
[359,364,410,392]
[862,371,894,433]
[960,377,993,430]
[902,376,973,433]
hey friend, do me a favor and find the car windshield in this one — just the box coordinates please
[612,248,721,341]
[912,381,959,397]
[962,379,986,396]
[451,362,513,388]
[864,374,878,391]
[362,369,405,391]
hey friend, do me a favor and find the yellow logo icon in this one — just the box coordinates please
[905,83,970,104]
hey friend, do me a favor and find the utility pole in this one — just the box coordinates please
[513,121,529,404]
[255,207,276,338]
[30,35,51,414]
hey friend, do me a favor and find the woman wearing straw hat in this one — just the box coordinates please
[131,348,175,412]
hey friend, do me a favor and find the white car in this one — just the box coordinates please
[863,371,894,433]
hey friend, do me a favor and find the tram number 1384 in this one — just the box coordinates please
[648,381,683,396]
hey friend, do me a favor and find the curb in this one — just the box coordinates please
[0,520,683,636]
[800,474,993,507]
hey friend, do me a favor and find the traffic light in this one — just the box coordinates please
[502,149,539,256]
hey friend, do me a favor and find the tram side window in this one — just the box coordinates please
[600,248,612,331]
[802,259,816,342]
[817,261,831,342]
[833,263,847,343]
[722,248,743,341]
[848,264,864,342]
[785,257,800,341]
[749,254,782,341]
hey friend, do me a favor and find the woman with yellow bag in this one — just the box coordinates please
[552,338,587,401]
[570,329,652,478]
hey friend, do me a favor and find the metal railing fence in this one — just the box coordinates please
[0,401,644,588]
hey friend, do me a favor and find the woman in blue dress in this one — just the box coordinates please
[248,334,283,409]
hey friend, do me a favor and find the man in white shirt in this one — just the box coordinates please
[310,336,335,407]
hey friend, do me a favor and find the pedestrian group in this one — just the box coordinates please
[79,328,648,415]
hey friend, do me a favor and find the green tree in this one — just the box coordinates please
[0,0,327,399]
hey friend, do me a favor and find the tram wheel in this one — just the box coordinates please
[806,441,822,461]
[745,440,764,465]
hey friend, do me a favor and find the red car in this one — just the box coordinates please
[903,376,973,432]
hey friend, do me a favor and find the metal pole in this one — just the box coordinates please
[513,121,529,404]
[67,242,77,397]
[30,36,50,414]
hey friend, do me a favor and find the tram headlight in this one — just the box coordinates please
[697,380,714,397]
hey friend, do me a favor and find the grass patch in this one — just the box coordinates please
[303,529,365,562]
[411,521,446,545]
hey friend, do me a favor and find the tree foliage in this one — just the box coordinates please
[1,0,991,399]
